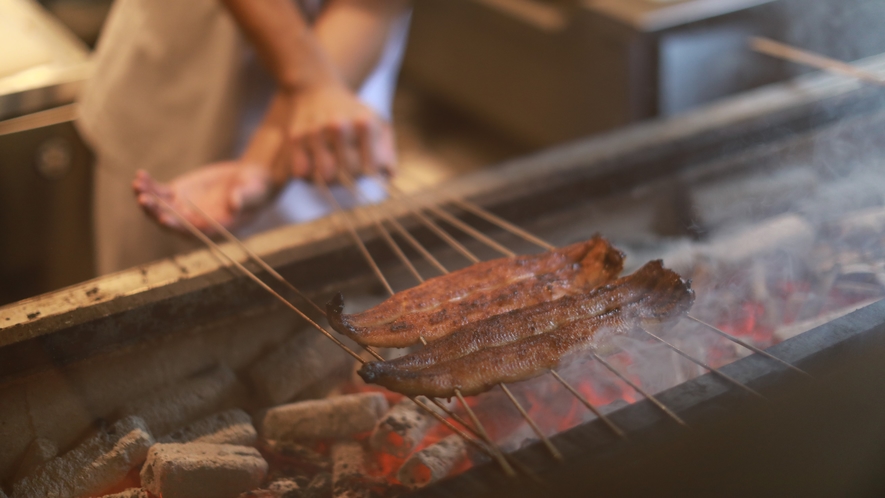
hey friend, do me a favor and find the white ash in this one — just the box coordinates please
[331,441,369,498]
[140,443,267,498]
[397,434,467,488]
[12,438,57,484]
[248,330,353,406]
[260,392,389,441]
[119,365,246,437]
[158,408,257,446]
[13,416,154,498]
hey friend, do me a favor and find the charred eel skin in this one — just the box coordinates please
[358,261,695,398]
[327,237,625,348]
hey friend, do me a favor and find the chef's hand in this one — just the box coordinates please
[132,164,272,235]
[285,83,397,183]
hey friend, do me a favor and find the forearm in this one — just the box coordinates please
[314,0,411,90]
[221,0,340,90]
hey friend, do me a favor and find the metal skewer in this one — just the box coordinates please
[591,353,688,427]
[641,328,764,399]
[750,36,885,87]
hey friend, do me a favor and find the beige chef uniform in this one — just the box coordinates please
[77,0,408,274]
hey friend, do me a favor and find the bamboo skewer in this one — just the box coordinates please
[394,184,809,379]
[499,384,564,461]
[455,389,516,476]
[686,316,810,376]
[323,174,540,473]
[151,194,364,362]
[591,353,688,427]
[149,191,521,472]
[336,172,566,463]
[313,175,395,296]
[549,370,626,438]
[750,36,885,87]
[642,329,764,399]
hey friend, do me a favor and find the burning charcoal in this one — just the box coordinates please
[397,434,467,489]
[267,478,302,497]
[12,438,58,484]
[248,331,353,406]
[261,439,331,473]
[158,408,257,446]
[140,443,268,498]
[260,393,389,441]
[370,397,443,458]
[304,472,332,498]
[119,365,246,437]
[98,489,151,498]
[331,441,369,498]
[13,416,154,498]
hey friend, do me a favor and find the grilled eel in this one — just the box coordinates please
[327,237,625,348]
[357,261,694,398]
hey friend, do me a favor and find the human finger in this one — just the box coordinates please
[308,128,336,183]
[355,116,377,176]
[290,134,311,179]
[325,120,360,179]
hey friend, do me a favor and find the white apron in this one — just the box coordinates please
[77,0,408,274]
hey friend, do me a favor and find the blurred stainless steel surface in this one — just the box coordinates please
[0,0,92,120]
[402,0,885,147]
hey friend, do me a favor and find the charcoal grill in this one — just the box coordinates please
[2,53,885,496]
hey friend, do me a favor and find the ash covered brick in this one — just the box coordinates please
[13,416,154,498]
[260,392,388,441]
[158,409,257,446]
[248,330,352,406]
[140,443,267,498]
[13,438,58,484]
[120,365,245,437]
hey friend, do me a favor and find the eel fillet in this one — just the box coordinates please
[327,236,625,347]
[358,261,694,397]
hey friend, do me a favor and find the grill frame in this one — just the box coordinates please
[1,54,885,493]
